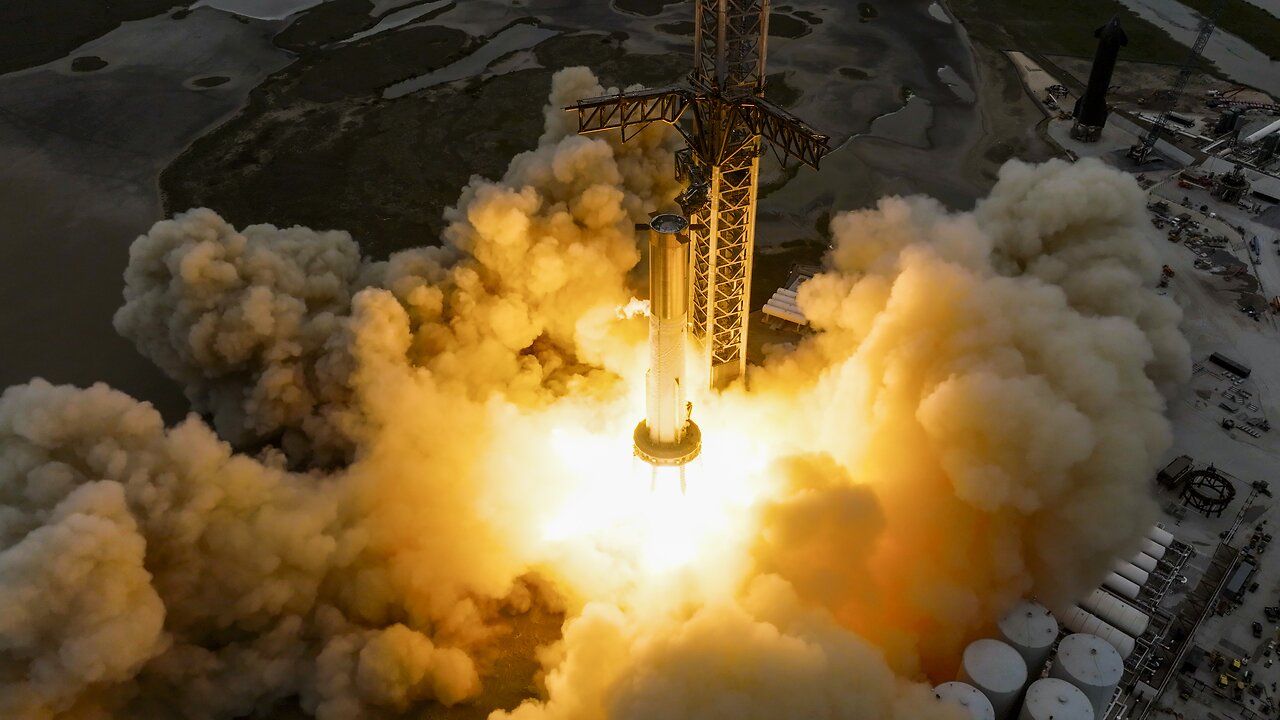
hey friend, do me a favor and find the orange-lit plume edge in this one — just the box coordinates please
[0,68,1189,719]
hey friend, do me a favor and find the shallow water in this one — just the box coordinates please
[867,96,936,149]
[383,23,559,98]
[341,0,453,44]
[937,65,976,103]
[191,0,325,20]
[1115,0,1280,96]
[0,10,291,415]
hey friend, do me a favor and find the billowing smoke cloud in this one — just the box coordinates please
[0,64,1185,720]
[748,158,1188,676]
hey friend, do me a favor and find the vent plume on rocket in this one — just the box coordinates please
[633,213,701,481]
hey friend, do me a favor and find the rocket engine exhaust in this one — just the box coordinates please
[633,213,701,484]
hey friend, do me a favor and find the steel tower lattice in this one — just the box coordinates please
[569,0,831,389]
[1127,0,1226,163]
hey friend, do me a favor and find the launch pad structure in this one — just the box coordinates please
[569,0,832,389]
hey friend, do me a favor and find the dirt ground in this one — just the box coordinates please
[961,42,1061,185]
[1048,54,1278,116]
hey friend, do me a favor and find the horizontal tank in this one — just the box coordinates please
[1244,118,1280,145]
[1113,560,1149,587]
[1140,538,1167,561]
[935,681,997,720]
[1147,525,1175,547]
[997,601,1059,676]
[1018,678,1094,720]
[1051,633,1124,719]
[959,638,1029,720]
[1082,588,1149,637]
[1103,572,1141,600]
[1131,552,1158,572]
[1061,606,1135,658]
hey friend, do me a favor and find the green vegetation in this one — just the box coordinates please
[1180,0,1280,60]
[948,0,1197,65]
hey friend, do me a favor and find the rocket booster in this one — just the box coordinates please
[1074,16,1128,129]
[633,214,701,469]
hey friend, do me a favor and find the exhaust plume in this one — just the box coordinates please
[0,66,1186,720]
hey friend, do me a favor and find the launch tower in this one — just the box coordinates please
[1071,17,1127,142]
[570,0,832,389]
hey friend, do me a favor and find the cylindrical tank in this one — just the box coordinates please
[1103,572,1141,600]
[1243,117,1280,145]
[958,639,1029,720]
[1147,525,1175,547]
[1051,633,1124,719]
[1131,552,1158,572]
[1140,538,1166,560]
[1018,678,1094,720]
[935,681,997,720]
[1113,560,1149,587]
[1061,606,1135,658]
[997,601,1059,675]
[1081,589,1149,637]
[633,214,700,467]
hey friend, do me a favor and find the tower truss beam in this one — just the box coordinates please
[570,0,830,388]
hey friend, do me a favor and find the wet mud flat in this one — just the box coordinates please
[163,0,1040,265]
[0,8,292,414]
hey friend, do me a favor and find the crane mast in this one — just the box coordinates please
[569,0,830,389]
[1128,0,1227,163]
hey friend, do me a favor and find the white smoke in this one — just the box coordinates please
[0,64,1186,720]
[748,158,1187,675]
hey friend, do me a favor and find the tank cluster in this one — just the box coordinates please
[935,525,1180,720]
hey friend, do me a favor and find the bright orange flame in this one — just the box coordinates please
[530,405,773,607]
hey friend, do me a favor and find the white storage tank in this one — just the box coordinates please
[1018,678,1094,720]
[1051,633,1124,719]
[1113,560,1149,587]
[959,638,1029,720]
[1061,606,1136,658]
[1244,117,1280,145]
[1131,552,1158,572]
[1140,538,1167,561]
[1103,572,1141,600]
[1081,589,1150,637]
[935,681,997,720]
[997,601,1059,675]
[1147,525,1175,548]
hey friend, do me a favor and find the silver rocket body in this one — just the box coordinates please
[634,214,701,481]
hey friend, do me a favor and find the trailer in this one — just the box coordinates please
[1158,455,1194,488]
[1209,352,1251,378]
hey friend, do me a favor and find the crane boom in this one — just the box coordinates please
[1128,0,1227,163]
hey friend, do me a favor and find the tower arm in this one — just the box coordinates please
[568,87,692,141]
[742,99,832,168]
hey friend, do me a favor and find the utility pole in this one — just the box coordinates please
[569,0,831,389]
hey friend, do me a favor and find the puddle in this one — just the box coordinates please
[866,95,933,148]
[341,0,453,44]
[190,0,323,19]
[927,2,952,24]
[1115,0,1280,96]
[383,23,558,99]
[937,64,975,103]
